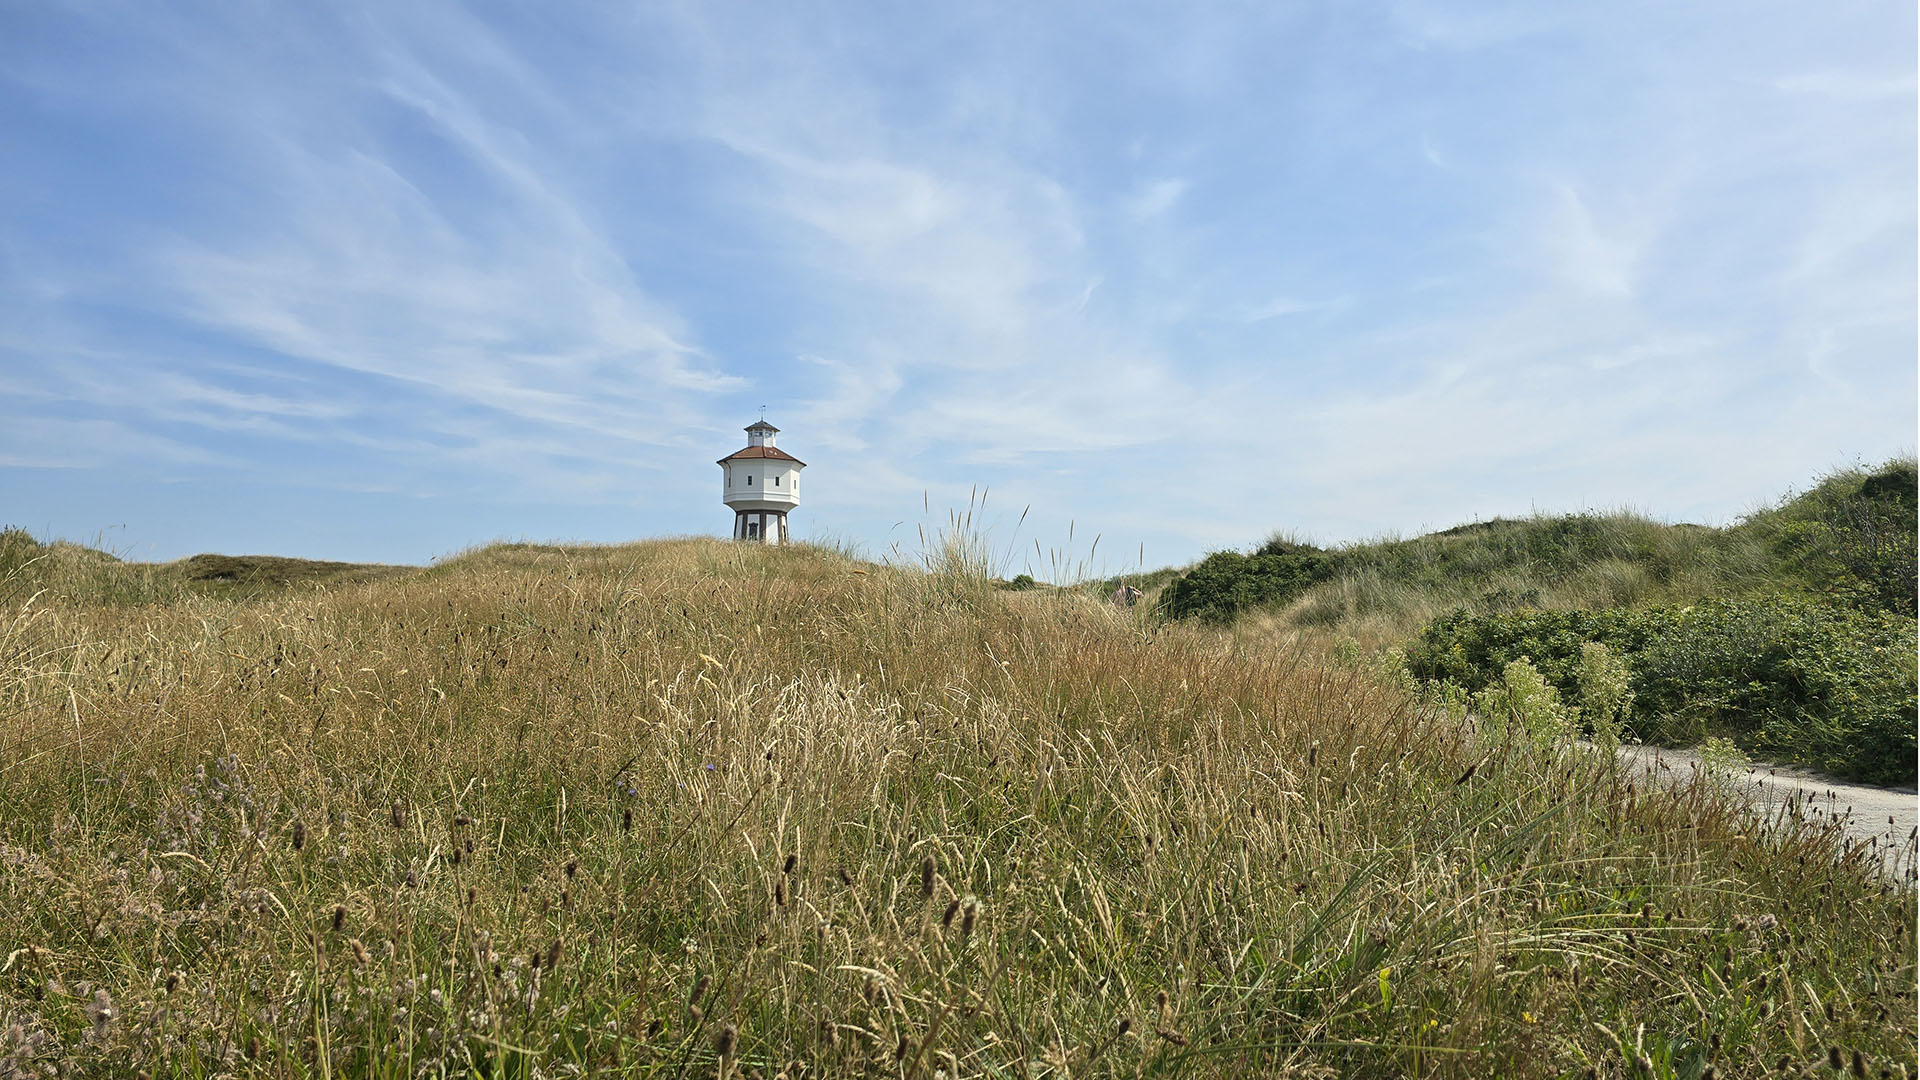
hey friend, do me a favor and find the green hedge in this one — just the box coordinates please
[1405,598,1918,785]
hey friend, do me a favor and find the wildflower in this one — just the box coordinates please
[87,988,114,1041]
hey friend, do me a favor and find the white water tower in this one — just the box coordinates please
[718,419,804,543]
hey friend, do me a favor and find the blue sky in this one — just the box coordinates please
[2,2,1913,574]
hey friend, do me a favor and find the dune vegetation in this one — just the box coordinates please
[0,525,1914,1078]
[1146,459,1918,784]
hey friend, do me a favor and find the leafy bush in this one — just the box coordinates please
[1155,541,1335,623]
[1629,598,1917,784]
[1404,606,1677,692]
[1407,598,1918,784]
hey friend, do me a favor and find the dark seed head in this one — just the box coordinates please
[960,901,978,936]
[920,855,936,898]
[1830,1047,1844,1071]
[783,853,797,875]
[942,898,961,928]
[715,1023,737,1058]
[565,858,578,880]
[390,801,406,829]
[292,820,306,850]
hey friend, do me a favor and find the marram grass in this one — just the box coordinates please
[0,538,1912,1078]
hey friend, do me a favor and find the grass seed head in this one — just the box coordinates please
[920,855,936,898]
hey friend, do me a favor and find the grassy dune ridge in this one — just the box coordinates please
[0,537,1914,1077]
[1153,458,1917,645]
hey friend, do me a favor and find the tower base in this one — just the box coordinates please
[733,509,790,544]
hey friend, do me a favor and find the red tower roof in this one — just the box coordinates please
[717,445,806,466]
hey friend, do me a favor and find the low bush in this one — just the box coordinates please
[1406,598,1918,784]
[1155,539,1335,623]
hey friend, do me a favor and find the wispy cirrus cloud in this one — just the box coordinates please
[0,0,1910,566]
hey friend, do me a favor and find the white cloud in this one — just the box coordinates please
[1123,178,1188,220]
[1540,183,1645,298]
[1774,71,1916,102]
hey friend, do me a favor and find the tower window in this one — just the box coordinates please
[774,475,780,486]
[747,475,753,485]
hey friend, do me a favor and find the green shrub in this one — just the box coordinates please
[1629,598,1917,784]
[1406,598,1918,784]
[1155,543,1336,623]
[1404,606,1676,692]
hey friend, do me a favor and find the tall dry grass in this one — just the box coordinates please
[0,537,1912,1077]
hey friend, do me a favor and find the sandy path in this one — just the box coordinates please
[1620,745,1918,881]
